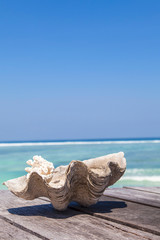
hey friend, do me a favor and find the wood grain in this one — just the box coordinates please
[0,189,160,240]
[124,187,160,195]
[69,195,160,236]
[1,190,156,240]
[103,187,160,208]
[0,218,41,240]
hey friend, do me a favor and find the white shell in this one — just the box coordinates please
[4,152,126,211]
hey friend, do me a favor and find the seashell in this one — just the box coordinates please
[3,152,126,211]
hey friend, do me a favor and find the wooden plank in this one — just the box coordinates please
[0,218,41,240]
[68,194,160,237]
[1,190,157,240]
[103,188,160,208]
[124,187,160,195]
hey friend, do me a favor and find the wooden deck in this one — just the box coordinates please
[0,187,160,240]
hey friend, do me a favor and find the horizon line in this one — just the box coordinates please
[0,137,160,143]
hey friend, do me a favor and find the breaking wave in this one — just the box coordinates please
[0,140,160,147]
[121,176,160,182]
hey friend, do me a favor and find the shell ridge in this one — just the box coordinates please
[4,152,126,210]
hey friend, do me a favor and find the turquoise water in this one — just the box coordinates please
[0,139,160,189]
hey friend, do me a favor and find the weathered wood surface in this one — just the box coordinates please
[104,187,160,208]
[70,195,160,236]
[0,188,160,240]
[124,186,160,195]
[0,218,40,240]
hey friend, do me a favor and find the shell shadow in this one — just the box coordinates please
[8,200,127,219]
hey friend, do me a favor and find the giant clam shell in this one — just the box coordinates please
[4,152,126,211]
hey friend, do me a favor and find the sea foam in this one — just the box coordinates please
[121,176,160,182]
[0,140,160,147]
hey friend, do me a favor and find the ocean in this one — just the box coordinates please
[0,138,160,189]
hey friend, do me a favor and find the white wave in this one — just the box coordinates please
[121,176,160,182]
[126,168,160,173]
[0,140,160,147]
[126,168,146,174]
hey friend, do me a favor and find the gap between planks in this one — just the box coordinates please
[3,190,157,240]
[1,190,159,239]
[103,188,160,209]
[0,215,50,240]
[123,186,160,195]
[0,201,157,240]
[39,197,160,237]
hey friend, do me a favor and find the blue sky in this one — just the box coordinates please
[0,0,160,141]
